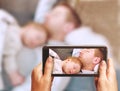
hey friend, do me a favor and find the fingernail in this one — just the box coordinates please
[48,56,52,62]
[101,61,105,66]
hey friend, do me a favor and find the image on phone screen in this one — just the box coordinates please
[43,46,107,76]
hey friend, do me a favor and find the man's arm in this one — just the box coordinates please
[34,0,58,23]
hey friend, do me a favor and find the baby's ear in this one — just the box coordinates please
[93,57,101,65]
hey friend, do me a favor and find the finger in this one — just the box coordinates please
[50,76,54,86]
[44,56,54,78]
[99,61,107,79]
[107,58,116,79]
[51,76,54,82]
[94,77,98,88]
[31,63,42,81]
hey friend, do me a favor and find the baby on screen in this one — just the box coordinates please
[49,49,82,74]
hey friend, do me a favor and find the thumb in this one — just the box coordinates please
[44,56,54,78]
[99,61,107,80]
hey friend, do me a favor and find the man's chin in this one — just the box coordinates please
[44,21,48,26]
[25,43,34,48]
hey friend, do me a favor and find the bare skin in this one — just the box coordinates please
[31,56,54,91]
[95,59,118,91]
[31,58,118,91]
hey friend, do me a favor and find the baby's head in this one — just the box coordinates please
[62,57,81,74]
[21,22,48,48]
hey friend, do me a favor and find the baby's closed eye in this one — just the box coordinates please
[73,66,77,69]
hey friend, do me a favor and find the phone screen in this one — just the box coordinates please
[43,46,107,76]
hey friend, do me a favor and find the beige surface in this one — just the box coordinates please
[0,0,38,25]
[69,0,120,62]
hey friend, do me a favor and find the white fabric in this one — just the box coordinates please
[94,64,99,73]
[34,0,57,23]
[81,70,95,74]
[0,18,7,90]
[3,25,22,74]
[0,9,18,90]
[0,74,4,90]
[53,58,63,74]
[12,44,41,91]
[0,9,18,25]
[49,49,60,59]
[65,26,113,58]
[49,49,63,74]
[12,76,31,91]
[0,21,7,72]
[0,9,18,72]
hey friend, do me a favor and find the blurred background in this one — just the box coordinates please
[0,0,119,62]
[0,0,120,91]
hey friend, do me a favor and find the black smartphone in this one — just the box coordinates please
[43,46,107,76]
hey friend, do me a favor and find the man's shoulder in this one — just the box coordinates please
[47,40,67,46]
[65,26,109,45]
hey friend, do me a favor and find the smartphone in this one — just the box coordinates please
[43,46,107,76]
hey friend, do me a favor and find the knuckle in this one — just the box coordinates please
[31,70,35,78]
[31,67,37,77]
[99,77,106,82]
[43,77,50,83]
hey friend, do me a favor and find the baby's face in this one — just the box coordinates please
[22,27,47,48]
[63,59,81,74]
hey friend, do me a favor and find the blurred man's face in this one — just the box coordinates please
[63,59,81,74]
[22,28,47,48]
[79,49,97,66]
[44,6,69,35]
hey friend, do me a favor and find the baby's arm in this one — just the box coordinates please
[3,34,24,86]
[0,9,18,25]
[4,53,24,86]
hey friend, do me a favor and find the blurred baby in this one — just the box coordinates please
[21,22,48,48]
[4,22,48,86]
[0,9,49,89]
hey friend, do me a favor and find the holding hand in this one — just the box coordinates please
[95,59,118,91]
[31,56,54,91]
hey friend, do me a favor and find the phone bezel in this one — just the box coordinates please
[42,46,107,77]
